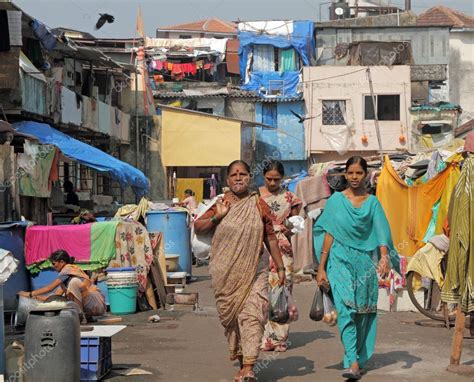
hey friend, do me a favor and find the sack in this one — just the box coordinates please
[322,292,337,326]
[309,286,324,321]
[191,232,212,260]
[269,286,289,324]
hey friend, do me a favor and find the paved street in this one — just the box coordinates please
[108,265,474,382]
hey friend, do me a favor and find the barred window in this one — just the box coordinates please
[322,100,346,125]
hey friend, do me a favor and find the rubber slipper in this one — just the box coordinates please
[342,368,361,380]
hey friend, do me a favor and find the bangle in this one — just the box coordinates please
[321,250,328,255]
[277,266,285,272]
[210,216,220,225]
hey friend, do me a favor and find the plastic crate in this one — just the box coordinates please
[80,337,112,381]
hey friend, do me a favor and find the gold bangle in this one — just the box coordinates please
[321,250,328,255]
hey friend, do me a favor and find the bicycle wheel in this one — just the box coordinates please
[406,271,454,322]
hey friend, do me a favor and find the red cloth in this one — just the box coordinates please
[25,224,92,266]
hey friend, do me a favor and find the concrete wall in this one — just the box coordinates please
[317,26,450,67]
[303,66,411,155]
[449,31,474,124]
[225,98,256,122]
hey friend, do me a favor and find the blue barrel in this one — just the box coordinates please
[0,222,30,312]
[146,211,192,276]
[29,269,58,290]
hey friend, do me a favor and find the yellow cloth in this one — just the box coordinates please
[435,161,461,235]
[376,156,457,257]
[114,197,150,221]
[420,135,433,148]
[176,178,204,203]
[407,243,446,291]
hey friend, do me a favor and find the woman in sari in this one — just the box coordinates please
[18,250,106,321]
[313,156,400,380]
[259,160,302,352]
[195,160,285,382]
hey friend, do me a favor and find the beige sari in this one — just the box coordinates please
[209,193,269,365]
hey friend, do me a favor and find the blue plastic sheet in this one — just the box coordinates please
[14,121,149,196]
[238,21,315,98]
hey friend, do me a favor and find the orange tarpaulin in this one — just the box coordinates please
[376,156,458,257]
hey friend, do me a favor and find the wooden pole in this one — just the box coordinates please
[450,307,465,366]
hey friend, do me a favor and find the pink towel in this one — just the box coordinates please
[25,224,92,266]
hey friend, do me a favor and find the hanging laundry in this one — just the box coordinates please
[376,156,458,257]
[18,143,57,198]
[441,156,474,314]
[167,62,174,71]
[196,60,204,69]
[30,19,57,51]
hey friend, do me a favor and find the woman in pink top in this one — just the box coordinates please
[180,189,198,214]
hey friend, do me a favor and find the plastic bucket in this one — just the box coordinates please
[107,284,138,315]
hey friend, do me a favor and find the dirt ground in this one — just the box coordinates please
[104,264,474,382]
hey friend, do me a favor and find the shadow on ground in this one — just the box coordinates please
[326,350,423,371]
[289,330,335,350]
[256,356,315,381]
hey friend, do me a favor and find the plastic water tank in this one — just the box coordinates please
[24,308,80,382]
[0,222,30,312]
[146,211,192,275]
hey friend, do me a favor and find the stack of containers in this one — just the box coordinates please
[105,267,138,315]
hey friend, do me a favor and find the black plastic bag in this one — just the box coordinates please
[269,286,289,324]
[309,286,324,321]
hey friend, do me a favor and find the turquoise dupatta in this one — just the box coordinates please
[313,192,400,312]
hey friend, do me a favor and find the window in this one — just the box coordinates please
[262,104,277,128]
[364,95,400,121]
[179,35,192,39]
[322,100,346,125]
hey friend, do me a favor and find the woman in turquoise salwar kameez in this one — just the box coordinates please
[314,156,400,380]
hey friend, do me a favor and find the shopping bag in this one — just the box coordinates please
[309,286,324,321]
[322,292,338,326]
[269,286,289,324]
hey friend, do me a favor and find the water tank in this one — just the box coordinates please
[24,308,80,382]
[146,211,192,275]
[0,222,30,312]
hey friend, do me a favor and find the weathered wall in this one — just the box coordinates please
[449,31,474,124]
[303,66,411,154]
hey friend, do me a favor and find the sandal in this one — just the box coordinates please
[274,344,287,352]
[342,368,361,380]
[234,371,257,382]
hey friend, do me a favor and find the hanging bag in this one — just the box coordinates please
[269,285,289,324]
[309,286,324,321]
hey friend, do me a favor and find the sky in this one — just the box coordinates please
[14,0,474,39]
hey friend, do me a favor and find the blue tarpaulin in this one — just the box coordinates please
[241,71,301,97]
[13,121,149,196]
[239,20,315,98]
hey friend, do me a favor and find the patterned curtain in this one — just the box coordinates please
[253,45,275,72]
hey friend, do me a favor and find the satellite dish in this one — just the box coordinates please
[335,7,344,16]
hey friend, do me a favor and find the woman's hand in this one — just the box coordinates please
[377,256,391,278]
[277,269,286,286]
[17,291,29,297]
[316,268,330,291]
[215,200,230,220]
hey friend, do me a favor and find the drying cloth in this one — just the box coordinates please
[18,145,56,198]
[279,48,297,72]
[422,200,440,243]
[176,178,204,203]
[442,156,474,313]
[429,234,450,253]
[25,222,120,273]
[407,242,447,290]
[292,175,331,272]
[0,248,18,283]
[108,221,153,294]
[25,224,92,266]
[89,221,120,270]
[376,156,457,257]
[114,197,150,221]
[435,160,461,235]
